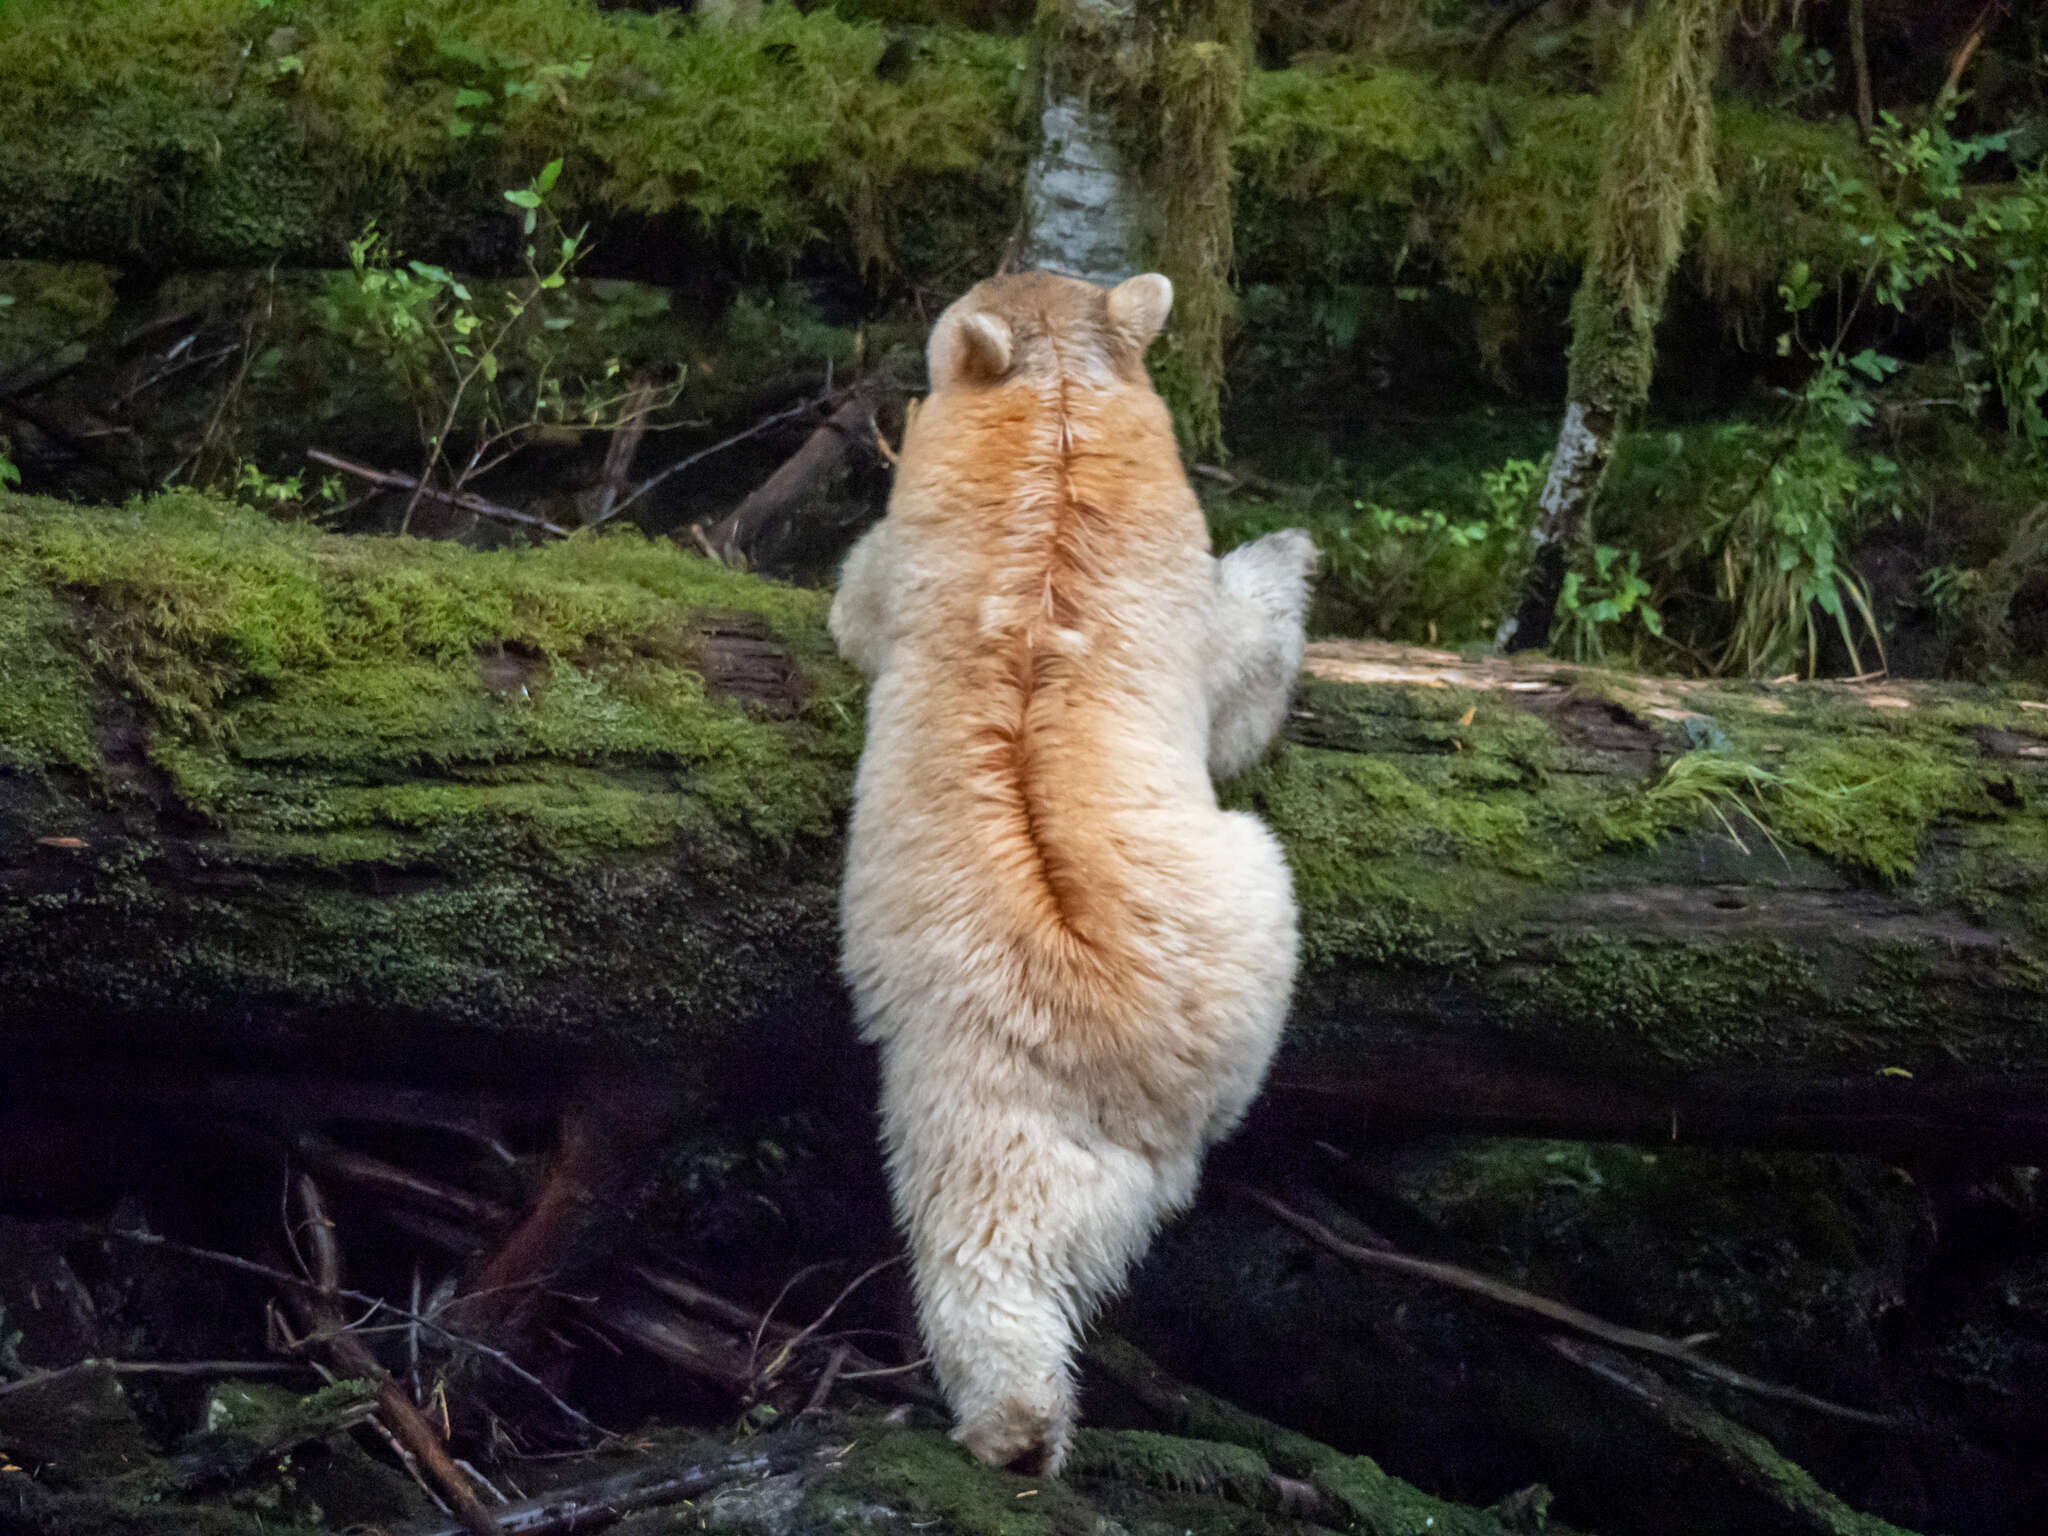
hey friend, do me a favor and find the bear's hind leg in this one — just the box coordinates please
[893,1099,1168,1476]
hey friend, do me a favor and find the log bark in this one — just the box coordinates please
[5,494,2048,1159]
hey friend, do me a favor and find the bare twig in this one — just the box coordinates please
[1238,1186,1894,1428]
[102,1225,609,1439]
[755,1256,904,1388]
[599,393,831,528]
[307,449,571,537]
[592,373,657,523]
[696,383,894,565]
[295,1132,515,1229]
[289,1176,503,1536]
[625,1262,934,1405]
[288,1179,503,1536]
[629,1263,787,1338]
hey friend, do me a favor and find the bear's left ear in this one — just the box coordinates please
[1107,273,1173,353]
[928,307,1014,390]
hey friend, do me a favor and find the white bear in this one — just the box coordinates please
[829,270,1314,1475]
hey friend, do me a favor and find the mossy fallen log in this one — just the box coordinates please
[5,491,2048,1156]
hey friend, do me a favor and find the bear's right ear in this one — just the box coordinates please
[928,309,1013,390]
[1107,273,1173,354]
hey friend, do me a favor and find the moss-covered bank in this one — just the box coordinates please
[0,0,1868,307]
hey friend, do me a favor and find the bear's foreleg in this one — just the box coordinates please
[1205,528,1318,780]
[829,521,897,678]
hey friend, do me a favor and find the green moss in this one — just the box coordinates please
[1065,1429,1274,1508]
[0,488,861,1050]
[6,488,856,841]
[0,560,102,774]
[1766,737,1985,882]
[1505,934,1814,1070]
[1239,60,1866,304]
[0,260,118,374]
[0,0,1023,277]
[1081,1337,1572,1536]
[804,1428,1095,1536]
[0,0,1877,324]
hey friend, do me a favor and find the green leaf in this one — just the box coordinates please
[434,34,493,69]
[503,189,542,209]
[536,158,563,194]
[453,87,492,110]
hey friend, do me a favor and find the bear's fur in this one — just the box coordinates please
[829,270,1314,1474]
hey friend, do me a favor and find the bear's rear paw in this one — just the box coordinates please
[954,1399,1072,1478]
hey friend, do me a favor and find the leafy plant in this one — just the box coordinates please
[1676,111,2017,678]
[1555,542,1663,663]
[1922,501,2048,674]
[1208,456,1544,643]
[1696,354,1898,678]
[433,34,593,140]
[314,159,682,533]
[1769,32,1835,113]
[1979,168,2048,447]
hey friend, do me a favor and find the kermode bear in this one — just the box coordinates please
[829,270,1315,1475]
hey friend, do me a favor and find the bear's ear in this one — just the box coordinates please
[1107,273,1173,353]
[929,308,1014,390]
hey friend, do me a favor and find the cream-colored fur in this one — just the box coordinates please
[829,271,1314,1475]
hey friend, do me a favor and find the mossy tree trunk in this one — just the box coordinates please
[1500,0,1736,653]
[1020,0,1247,450]
[8,495,2048,1163]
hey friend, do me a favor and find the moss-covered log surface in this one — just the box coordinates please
[4,489,2048,1159]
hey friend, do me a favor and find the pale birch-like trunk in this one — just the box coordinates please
[1499,0,1734,652]
[1017,0,1142,284]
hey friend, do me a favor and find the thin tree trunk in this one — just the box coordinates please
[1501,0,1735,652]
[1018,1,1247,450]
[1018,0,1144,285]
[1847,0,1874,141]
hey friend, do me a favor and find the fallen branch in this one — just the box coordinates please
[576,1288,757,1396]
[306,449,570,537]
[627,1261,936,1407]
[411,1446,781,1536]
[285,1175,503,1536]
[295,1131,515,1230]
[1548,1337,1916,1536]
[588,373,657,525]
[0,1359,308,1395]
[695,377,896,564]
[802,1345,851,1414]
[1236,1186,1894,1428]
